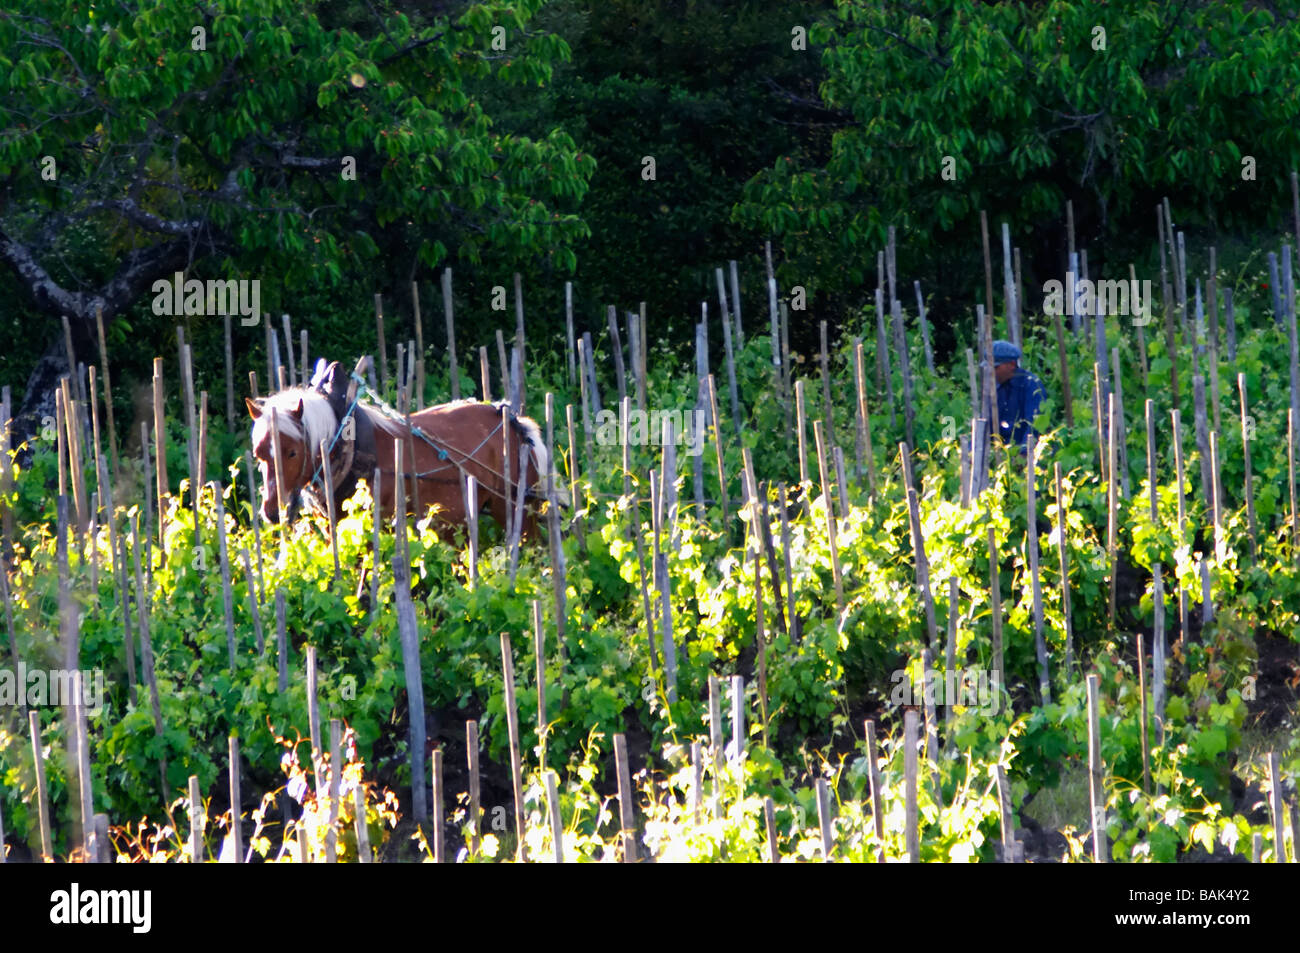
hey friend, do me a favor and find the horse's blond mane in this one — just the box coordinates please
[255,387,337,453]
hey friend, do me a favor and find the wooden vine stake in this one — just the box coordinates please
[614,732,638,863]
[29,711,53,861]
[1025,435,1050,702]
[863,720,885,861]
[325,719,341,863]
[1239,373,1258,560]
[431,747,445,864]
[904,709,920,863]
[987,513,1004,686]
[899,441,939,647]
[500,632,528,862]
[1172,409,1191,641]
[1107,394,1119,626]
[393,440,428,823]
[466,720,482,856]
[814,421,844,617]
[227,735,243,863]
[1138,632,1150,795]
[816,777,834,862]
[545,770,563,864]
[995,764,1017,863]
[188,775,204,863]
[1086,673,1107,863]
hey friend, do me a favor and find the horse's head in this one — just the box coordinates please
[245,392,321,523]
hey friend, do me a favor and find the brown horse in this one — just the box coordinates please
[244,362,555,537]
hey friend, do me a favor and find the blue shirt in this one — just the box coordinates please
[996,368,1044,447]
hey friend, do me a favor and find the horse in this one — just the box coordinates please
[244,360,556,537]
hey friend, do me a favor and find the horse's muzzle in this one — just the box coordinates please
[260,497,281,524]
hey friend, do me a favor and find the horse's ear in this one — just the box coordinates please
[290,397,304,419]
[245,396,263,420]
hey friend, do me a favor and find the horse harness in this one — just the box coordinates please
[301,368,531,514]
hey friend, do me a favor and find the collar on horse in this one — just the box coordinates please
[300,358,524,511]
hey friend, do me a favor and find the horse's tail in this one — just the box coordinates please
[496,403,571,508]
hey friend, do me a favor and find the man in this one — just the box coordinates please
[992,340,1044,448]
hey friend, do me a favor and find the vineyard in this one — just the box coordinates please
[1,0,1299,883]
[1,207,1299,865]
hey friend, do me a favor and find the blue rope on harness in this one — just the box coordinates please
[309,389,362,491]
[323,371,518,499]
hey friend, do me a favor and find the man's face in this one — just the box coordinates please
[994,360,1017,384]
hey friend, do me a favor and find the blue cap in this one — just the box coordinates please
[992,340,1021,364]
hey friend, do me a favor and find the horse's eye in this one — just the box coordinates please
[287,450,296,459]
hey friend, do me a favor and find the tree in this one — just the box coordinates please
[736,0,1300,332]
[0,0,593,439]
